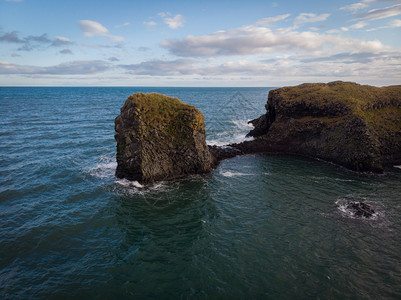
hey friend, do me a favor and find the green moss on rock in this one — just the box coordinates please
[115,93,214,183]
[242,81,401,172]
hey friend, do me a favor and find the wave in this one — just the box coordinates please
[87,155,188,197]
[115,178,144,188]
[87,155,117,179]
[207,118,255,146]
[207,133,254,146]
[220,171,253,177]
[230,119,254,129]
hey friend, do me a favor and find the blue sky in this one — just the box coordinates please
[0,0,400,86]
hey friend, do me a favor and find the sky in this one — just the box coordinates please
[0,0,400,87]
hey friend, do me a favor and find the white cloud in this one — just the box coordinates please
[78,20,124,41]
[340,2,370,12]
[295,13,330,25]
[359,3,401,20]
[143,21,157,27]
[366,17,401,30]
[326,29,341,34]
[352,21,369,29]
[118,50,401,84]
[55,36,70,42]
[0,60,110,75]
[120,59,196,76]
[161,24,387,57]
[340,0,398,12]
[255,14,291,25]
[348,21,369,29]
[158,12,185,29]
[115,22,130,28]
[389,19,401,27]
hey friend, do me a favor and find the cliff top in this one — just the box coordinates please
[270,81,401,111]
[120,92,205,135]
[268,81,401,121]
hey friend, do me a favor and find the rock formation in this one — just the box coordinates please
[345,201,375,218]
[234,81,401,172]
[115,93,214,183]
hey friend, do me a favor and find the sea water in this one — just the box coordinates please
[1,87,401,299]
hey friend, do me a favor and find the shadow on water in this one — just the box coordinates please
[97,176,220,298]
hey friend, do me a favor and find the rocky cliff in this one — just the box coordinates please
[115,93,214,183]
[236,81,401,172]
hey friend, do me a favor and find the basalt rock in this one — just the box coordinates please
[235,81,401,173]
[208,145,244,161]
[115,93,214,184]
[346,201,375,218]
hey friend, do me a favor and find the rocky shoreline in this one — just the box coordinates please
[115,81,401,184]
[224,81,401,173]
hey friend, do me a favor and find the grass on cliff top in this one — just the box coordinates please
[123,92,205,132]
[275,81,401,111]
[274,81,401,134]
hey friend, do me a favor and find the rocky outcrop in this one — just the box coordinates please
[208,145,243,161]
[115,93,214,183]
[345,201,376,218]
[234,81,401,172]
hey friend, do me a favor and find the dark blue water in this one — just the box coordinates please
[1,87,401,299]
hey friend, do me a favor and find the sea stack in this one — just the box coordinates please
[236,81,401,172]
[115,93,214,184]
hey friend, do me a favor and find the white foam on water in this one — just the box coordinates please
[115,179,144,188]
[87,155,117,179]
[333,178,355,182]
[207,118,255,146]
[335,198,379,220]
[207,139,230,147]
[207,133,254,146]
[220,171,252,177]
[114,177,180,197]
[230,119,254,129]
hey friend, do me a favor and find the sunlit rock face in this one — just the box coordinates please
[115,93,214,184]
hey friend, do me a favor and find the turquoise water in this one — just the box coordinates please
[1,87,401,299]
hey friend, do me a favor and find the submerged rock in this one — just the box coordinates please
[345,201,375,218]
[115,93,214,184]
[235,81,401,172]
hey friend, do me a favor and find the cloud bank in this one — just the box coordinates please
[161,24,387,57]
[0,31,73,51]
[0,60,110,75]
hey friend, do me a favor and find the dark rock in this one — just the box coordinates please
[346,201,375,218]
[237,81,401,173]
[208,145,243,161]
[115,93,214,184]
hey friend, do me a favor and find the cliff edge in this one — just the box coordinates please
[236,81,401,172]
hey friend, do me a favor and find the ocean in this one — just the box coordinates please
[1,87,401,299]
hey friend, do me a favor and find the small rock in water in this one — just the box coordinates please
[346,201,375,218]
